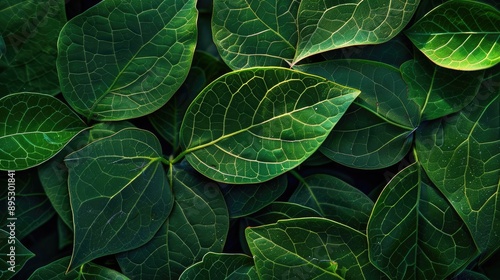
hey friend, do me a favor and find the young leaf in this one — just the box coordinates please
[180,67,360,183]
[415,88,500,257]
[28,256,129,280]
[179,253,258,280]
[246,217,385,279]
[65,128,173,271]
[296,60,420,169]
[116,165,229,279]
[289,174,374,231]
[405,0,500,71]
[0,92,86,171]
[367,163,478,279]
[0,229,35,279]
[57,0,198,121]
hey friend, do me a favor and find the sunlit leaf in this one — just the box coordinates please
[0,229,35,279]
[179,253,258,280]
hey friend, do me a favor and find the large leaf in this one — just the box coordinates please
[401,57,485,120]
[246,217,385,279]
[28,256,129,280]
[180,67,360,183]
[367,163,478,279]
[405,0,500,71]
[179,253,258,280]
[213,0,420,68]
[296,60,420,169]
[117,165,229,280]
[65,128,173,271]
[415,87,500,257]
[0,229,35,279]
[57,0,197,121]
[289,174,373,231]
[0,0,66,96]
[0,92,86,170]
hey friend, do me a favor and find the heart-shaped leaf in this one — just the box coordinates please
[179,253,258,280]
[117,164,229,280]
[0,229,35,279]
[180,67,360,183]
[57,0,197,121]
[367,163,478,279]
[405,0,500,70]
[0,92,86,171]
[65,128,173,271]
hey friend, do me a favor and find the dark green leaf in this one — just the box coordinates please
[246,201,322,226]
[0,36,5,60]
[454,270,490,280]
[65,128,173,271]
[0,229,35,279]
[58,0,198,121]
[367,163,478,279]
[180,67,360,183]
[0,93,86,171]
[405,0,500,70]
[57,218,72,250]
[179,253,258,280]
[0,0,66,95]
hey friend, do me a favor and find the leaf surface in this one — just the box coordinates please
[180,253,258,280]
[0,229,34,279]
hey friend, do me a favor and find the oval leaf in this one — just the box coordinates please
[57,0,197,120]
[179,253,258,280]
[180,67,360,183]
[0,92,86,170]
[405,0,500,70]
[65,128,173,271]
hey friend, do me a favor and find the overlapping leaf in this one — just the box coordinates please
[0,229,34,279]
[65,128,173,271]
[406,0,500,70]
[180,67,360,183]
[57,0,197,120]
[179,253,258,280]
[0,93,86,170]
[296,60,420,169]
[117,165,229,280]
[367,163,478,279]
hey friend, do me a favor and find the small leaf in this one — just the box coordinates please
[65,128,173,271]
[0,92,86,170]
[454,270,490,280]
[117,165,229,280]
[405,0,500,70]
[57,0,198,120]
[0,229,35,279]
[180,67,360,183]
[179,253,258,280]
[289,174,373,231]
[246,217,384,279]
[28,256,129,280]
[246,201,322,226]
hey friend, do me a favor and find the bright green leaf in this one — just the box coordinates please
[57,0,198,121]
[0,0,66,95]
[117,164,229,280]
[367,163,478,279]
[179,253,258,280]
[246,217,384,279]
[0,229,35,279]
[65,128,173,271]
[180,67,360,183]
[0,92,86,171]
[405,0,500,70]
[289,174,373,231]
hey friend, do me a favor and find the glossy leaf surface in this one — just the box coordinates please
[0,229,34,279]
[180,67,360,183]
[58,0,197,120]
[179,253,258,280]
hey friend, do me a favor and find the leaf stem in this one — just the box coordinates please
[289,169,306,184]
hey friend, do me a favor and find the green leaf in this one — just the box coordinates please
[180,67,360,183]
[401,57,485,120]
[0,36,5,60]
[405,0,500,71]
[0,0,66,95]
[296,60,419,169]
[38,122,134,229]
[57,0,198,121]
[415,88,500,257]
[179,253,258,280]
[28,256,129,280]
[220,175,287,218]
[65,128,173,271]
[57,218,72,250]
[246,217,384,279]
[289,174,373,231]
[0,229,35,279]
[0,92,87,171]
[246,201,322,226]
[116,164,229,279]
[454,270,490,280]
[367,163,478,279]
